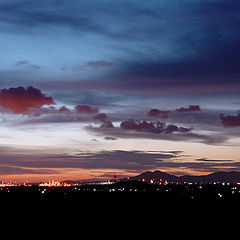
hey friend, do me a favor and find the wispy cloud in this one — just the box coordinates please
[0,147,239,176]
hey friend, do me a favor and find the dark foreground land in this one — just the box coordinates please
[1,180,240,203]
[0,181,239,239]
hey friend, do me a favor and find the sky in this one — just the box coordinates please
[0,0,240,182]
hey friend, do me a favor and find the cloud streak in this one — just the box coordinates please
[0,147,239,176]
[87,125,228,145]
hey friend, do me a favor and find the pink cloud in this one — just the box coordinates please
[147,109,169,118]
[58,106,71,114]
[93,113,114,128]
[220,112,240,127]
[0,86,55,113]
[75,104,98,114]
[93,113,108,122]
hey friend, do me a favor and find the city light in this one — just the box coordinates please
[38,180,71,187]
[0,182,19,187]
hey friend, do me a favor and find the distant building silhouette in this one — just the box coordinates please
[114,172,117,183]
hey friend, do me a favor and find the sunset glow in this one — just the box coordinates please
[0,0,239,183]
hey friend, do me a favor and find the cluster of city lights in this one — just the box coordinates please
[38,180,71,187]
[0,177,240,188]
[0,182,19,187]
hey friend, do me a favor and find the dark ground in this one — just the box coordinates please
[0,181,239,239]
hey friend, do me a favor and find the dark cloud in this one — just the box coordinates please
[0,165,56,175]
[15,60,30,66]
[100,0,240,95]
[91,138,98,142]
[156,161,240,174]
[14,60,40,70]
[0,86,54,113]
[29,64,40,70]
[220,112,240,127]
[0,147,239,174]
[147,109,169,119]
[100,121,114,128]
[93,113,109,122]
[104,136,117,141]
[175,105,201,113]
[87,125,228,145]
[120,119,192,134]
[1,150,180,171]
[146,107,226,130]
[93,113,114,128]
[108,44,240,94]
[0,1,106,35]
[195,158,234,162]
[147,106,201,119]
[75,104,98,114]
[57,106,71,114]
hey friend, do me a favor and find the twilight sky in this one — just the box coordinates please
[0,0,240,182]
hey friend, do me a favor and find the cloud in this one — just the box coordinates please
[14,60,40,70]
[175,105,201,113]
[93,113,108,122]
[147,106,201,119]
[147,109,169,118]
[0,1,106,35]
[219,112,240,127]
[0,86,55,113]
[88,117,230,145]
[15,60,30,66]
[5,150,181,171]
[86,61,115,68]
[87,125,228,145]
[100,121,114,128]
[104,136,117,141]
[120,119,192,134]
[75,104,98,114]
[57,105,71,114]
[195,158,234,162]
[29,64,41,70]
[91,138,98,142]
[0,165,56,175]
[3,0,238,96]
[93,113,114,128]
[147,106,222,129]
[27,104,99,117]
[1,146,239,175]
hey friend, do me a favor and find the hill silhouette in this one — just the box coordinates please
[128,170,240,183]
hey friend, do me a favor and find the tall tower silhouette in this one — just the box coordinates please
[114,172,117,183]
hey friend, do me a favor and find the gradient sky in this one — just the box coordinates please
[0,0,240,182]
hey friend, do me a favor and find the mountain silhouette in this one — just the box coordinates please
[129,170,178,182]
[128,170,240,183]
